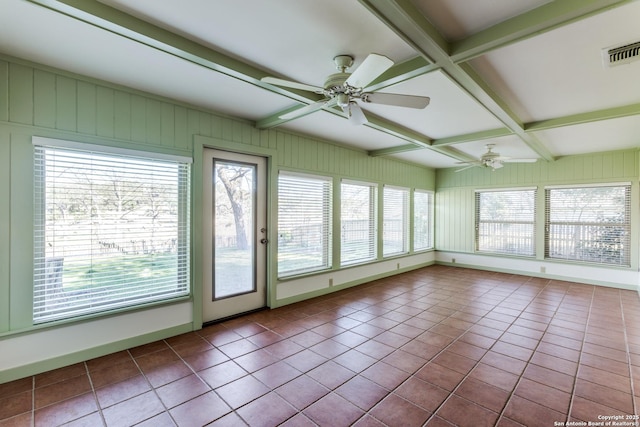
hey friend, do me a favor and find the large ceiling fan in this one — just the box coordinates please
[261,53,430,125]
[456,144,538,172]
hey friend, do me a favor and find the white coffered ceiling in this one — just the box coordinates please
[1,0,639,169]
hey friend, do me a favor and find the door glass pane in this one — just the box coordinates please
[213,160,256,299]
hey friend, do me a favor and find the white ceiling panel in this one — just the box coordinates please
[100,0,417,86]
[364,70,505,139]
[390,148,462,169]
[469,1,640,122]
[533,115,640,157]
[410,0,552,41]
[0,0,294,120]
[279,110,415,153]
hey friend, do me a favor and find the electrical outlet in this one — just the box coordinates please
[329,278,334,286]
[540,266,546,273]
[397,263,400,270]
[451,258,456,263]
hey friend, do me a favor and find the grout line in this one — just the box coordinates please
[82,361,107,427]
[619,290,637,416]
[31,376,35,427]
[564,284,595,423]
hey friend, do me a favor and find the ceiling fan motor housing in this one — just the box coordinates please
[324,73,351,90]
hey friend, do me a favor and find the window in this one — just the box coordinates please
[475,188,536,256]
[413,190,434,251]
[33,142,191,323]
[277,172,332,277]
[341,180,377,266]
[545,184,631,266]
[383,186,409,256]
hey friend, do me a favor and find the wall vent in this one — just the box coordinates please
[602,41,640,67]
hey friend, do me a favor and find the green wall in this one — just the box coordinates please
[0,54,434,344]
[435,150,639,261]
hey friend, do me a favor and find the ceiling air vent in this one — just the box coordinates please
[602,41,640,67]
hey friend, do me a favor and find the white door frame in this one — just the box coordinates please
[202,148,268,323]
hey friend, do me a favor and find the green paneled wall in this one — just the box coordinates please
[435,150,640,253]
[0,55,434,337]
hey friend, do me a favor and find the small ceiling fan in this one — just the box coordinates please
[261,53,430,125]
[455,144,538,172]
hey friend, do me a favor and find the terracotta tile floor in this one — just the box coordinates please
[3,265,640,426]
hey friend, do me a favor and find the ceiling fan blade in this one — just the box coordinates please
[361,92,430,109]
[342,102,368,125]
[279,98,337,121]
[345,53,394,88]
[261,76,323,93]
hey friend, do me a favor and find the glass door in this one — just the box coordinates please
[202,149,267,322]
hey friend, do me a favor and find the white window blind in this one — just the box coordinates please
[413,190,434,251]
[277,172,332,277]
[33,145,191,323]
[341,180,377,266]
[545,184,631,266]
[383,186,409,256]
[475,189,536,256]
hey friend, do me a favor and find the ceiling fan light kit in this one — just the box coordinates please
[262,53,431,125]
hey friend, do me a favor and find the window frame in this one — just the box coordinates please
[33,138,191,324]
[382,185,410,257]
[544,183,631,266]
[474,187,537,257]
[413,189,434,252]
[340,179,378,266]
[277,170,333,278]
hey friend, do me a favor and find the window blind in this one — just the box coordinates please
[383,186,409,257]
[475,189,536,256]
[277,172,332,277]
[33,145,191,323]
[545,185,631,266]
[341,180,377,266]
[413,190,434,251]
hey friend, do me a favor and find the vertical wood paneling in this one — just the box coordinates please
[0,128,10,332]
[77,81,97,135]
[173,106,187,150]
[145,99,161,144]
[0,60,8,122]
[33,70,55,129]
[186,110,200,149]
[623,150,636,178]
[96,87,115,138]
[9,63,33,125]
[114,91,131,141]
[130,94,146,143]
[55,75,76,131]
[9,132,35,330]
[221,116,233,142]
[199,111,212,138]
[160,103,174,147]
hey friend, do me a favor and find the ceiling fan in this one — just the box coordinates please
[455,144,538,172]
[261,53,430,125]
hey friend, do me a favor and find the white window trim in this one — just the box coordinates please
[33,140,191,323]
